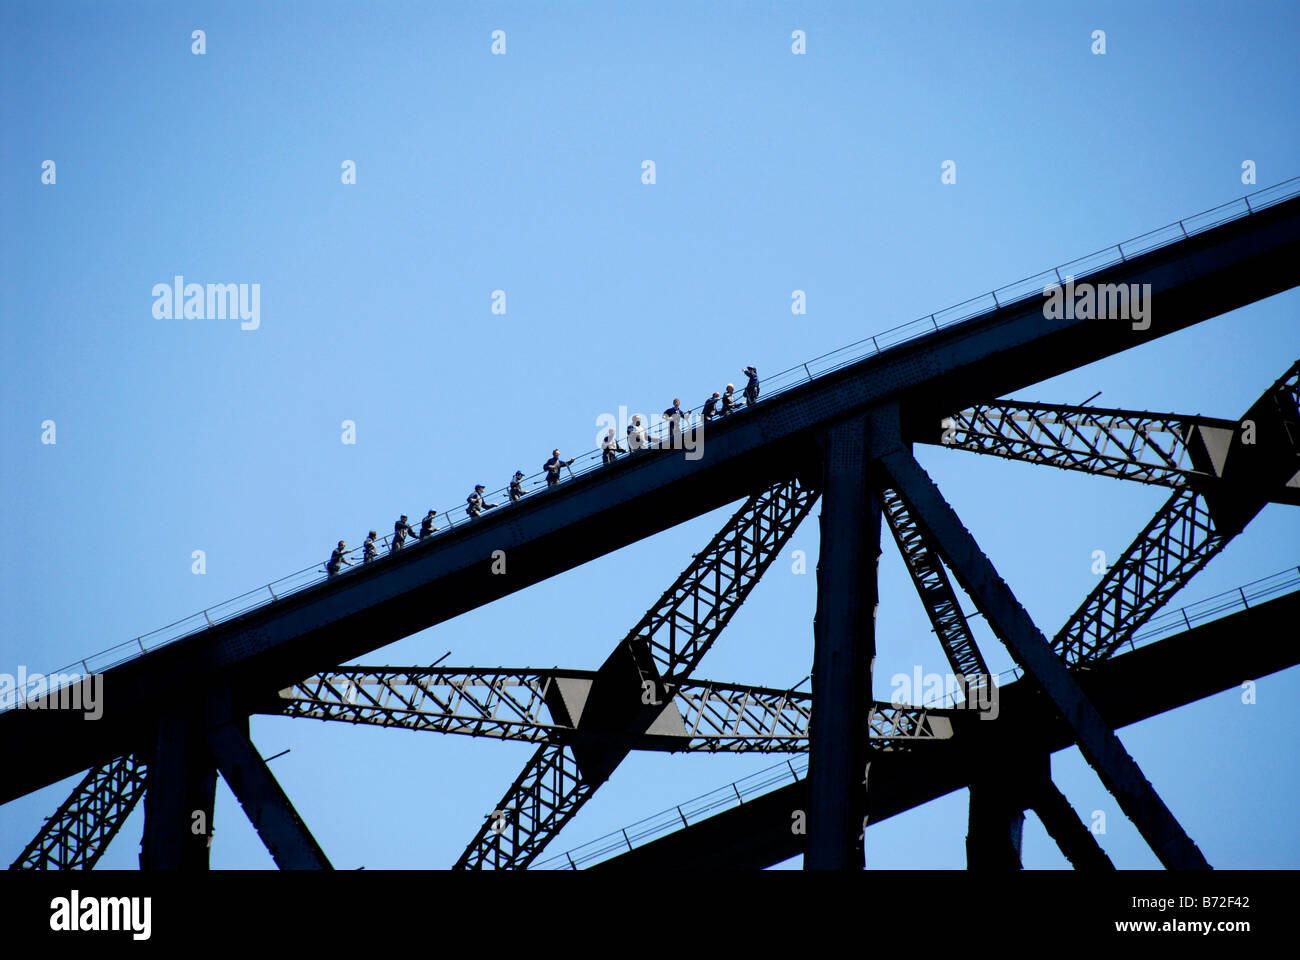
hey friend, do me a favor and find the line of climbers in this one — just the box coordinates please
[325,365,759,577]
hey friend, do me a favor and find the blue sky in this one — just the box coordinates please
[2,0,1298,870]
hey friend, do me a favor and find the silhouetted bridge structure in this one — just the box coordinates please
[5,179,1300,870]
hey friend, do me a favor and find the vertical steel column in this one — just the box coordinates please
[807,417,880,870]
[967,781,1025,869]
[966,751,1038,869]
[139,711,216,870]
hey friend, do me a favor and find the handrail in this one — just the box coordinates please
[4,176,1299,713]
[533,754,810,870]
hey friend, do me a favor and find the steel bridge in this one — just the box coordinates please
[5,180,1300,870]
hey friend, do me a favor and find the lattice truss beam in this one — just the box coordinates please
[1055,487,1221,665]
[881,485,989,685]
[635,480,822,680]
[454,478,819,869]
[924,359,1300,499]
[930,360,1299,666]
[1059,363,1297,665]
[273,668,953,752]
[9,754,148,870]
[931,402,1226,487]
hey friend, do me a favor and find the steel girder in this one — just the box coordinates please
[926,390,1300,505]
[551,362,1300,870]
[918,360,1300,667]
[589,589,1300,870]
[9,755,148,870]
[1055,487,1225,665]
[1028,778,1116,870]
[880,485,990,683]
[883,480,1099,867]
[633,480,821,681]
[454,478,819,869]
[270,667,954,752]
[276,667,564,743]
[205,716,332,870]
[7,199,1299,818]
[875,444,1211,869]
[807,416,881,868]
[927,401,1229,488]
[459,744,590,870]
[883,483,1114,867]
[1054,360,1300,666]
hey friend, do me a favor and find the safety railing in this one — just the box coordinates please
[535,564,1300,869]
[4,177,1298,715]
[533,756,809,870]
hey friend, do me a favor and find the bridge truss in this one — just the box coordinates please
[6,189,1300,871]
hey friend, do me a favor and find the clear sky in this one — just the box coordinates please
[2,0,1298,870]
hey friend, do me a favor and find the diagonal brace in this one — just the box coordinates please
[206,720,332,870]
[876,445,1210,870]
[1028,778,1116,871]
[10,755,149,870]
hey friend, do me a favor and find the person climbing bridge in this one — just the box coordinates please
[467,485,497,518]
[743,366,760,407]
[543,449,575,487]
[327,540,354,577]
[391,516,414,554]
[721,383,737,416]
[508,471,527,503]
[601,429,625,465]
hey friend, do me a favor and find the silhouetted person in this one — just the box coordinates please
[721,384,737,416]
[702,392,720,422]
[327,540,354,577]
[601,429,625,465]
[662,398,690,448]
[544,449,574,487]
[391,516,413,553]
[509,471,527,503]
[467,485,496,518]
[418,510,436,539]
[743,366,759,407]
[627,416,648,454]
[363,531,379,563]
